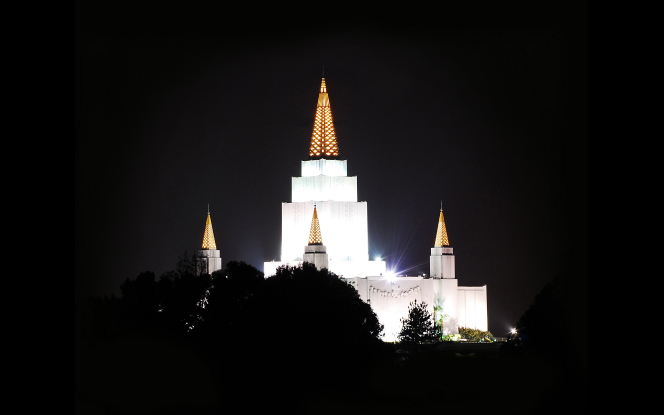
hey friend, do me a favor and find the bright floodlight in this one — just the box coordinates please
[511,328,517,334]
[385,270,396,280]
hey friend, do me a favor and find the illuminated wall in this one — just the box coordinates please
[264,157,384,278]
[263,150,489,336]
[361,276,434,342]
[301,159,347,177]
[342,275,485,341]
[327,259,385,278]
[436,278,460,335]
[304,244,329,270]
[196,249,222,275]
[457,286,488,331]
[292,176,357,202]
[264,259,386,279]
[263,260,302,277]
[430,247,456,279]
[293,159,357,202]
[281,200,369,262]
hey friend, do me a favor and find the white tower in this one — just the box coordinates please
[430,206,455,279]
[429,206,460,334]
[303,205,329,270]
[264,78,385,277]
[196,207,222,275]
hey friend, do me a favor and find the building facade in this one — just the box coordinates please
[342,209,488,341]
[263,78,386,278]
[263,78,488,341]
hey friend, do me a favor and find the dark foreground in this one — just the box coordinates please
[76,264,587,414]
[75,336,587,415]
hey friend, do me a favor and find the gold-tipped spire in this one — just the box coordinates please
[309,78,339,157]
[308,205,323,245]
[434,207,450,247]
[202,211,217,249]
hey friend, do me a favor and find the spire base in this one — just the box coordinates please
[196,249,222,275]
[304,244,328,270]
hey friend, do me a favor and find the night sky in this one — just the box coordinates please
[75,5,588,337]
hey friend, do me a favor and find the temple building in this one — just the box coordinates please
[196,207,222,275]
[263,78,488,341]
[263,78,386,278]
[341,207,488,341]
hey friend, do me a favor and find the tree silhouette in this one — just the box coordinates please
[198,262,383,349]
[196,260,265,348]
[77,259,392,413]
[156,252,212,334]
[120,271,159,331]
[515,276,569,358]
[398,299,438,345]
[192,261,386,401]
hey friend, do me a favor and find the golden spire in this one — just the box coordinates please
[308,205,323,245]
[434,206,450,247]
[309,78,339,157]
[202,208,217,249]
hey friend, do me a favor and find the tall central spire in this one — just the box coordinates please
[309,78,339,157]
[308,205,323,245]
[202,212,217,249]
[434,208,450,247]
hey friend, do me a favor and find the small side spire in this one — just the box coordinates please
[308,205,323,245]
[202,209,217,249]
[434,206,450,247]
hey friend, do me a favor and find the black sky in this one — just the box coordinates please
[75,4,588,337]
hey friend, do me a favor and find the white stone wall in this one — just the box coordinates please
[430,255,442,279]
[431,278,460,334]
[457,285,488,331]
[303,245,329,270]
[292,176,357,202]
[357,276,434,342]
[263,259,384,278]
[327,259,385,278]
[301,159,347,177]
[281,201,369,262]
[340,277,488,340]
[442,255,455,279]
[196,249,222,275]
[276,158,377,279]
[430,247,455,279]
[303,253,328,270]
[197,249,220,258]
[263,260,303,277]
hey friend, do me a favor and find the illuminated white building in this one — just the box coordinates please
[263,78,386,278]
[342,209,488,341]
[263,78,488,341]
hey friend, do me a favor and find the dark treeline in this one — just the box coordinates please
[76,258,587,414]
[76,258,391,413]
